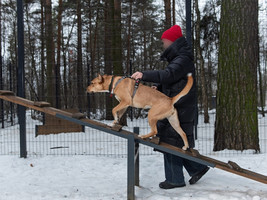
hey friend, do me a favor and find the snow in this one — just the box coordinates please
[0,110,267,200]
[0,154,266,200]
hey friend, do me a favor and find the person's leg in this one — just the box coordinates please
[160,153,186,189]
[183,158,209,184]
[183,159,206,176]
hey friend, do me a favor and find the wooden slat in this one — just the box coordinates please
[72,113,86,119]
[0,90,15,95]
[36,125,84,135]
[33,101,51,107]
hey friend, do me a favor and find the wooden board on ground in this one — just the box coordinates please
[36,108,85,136]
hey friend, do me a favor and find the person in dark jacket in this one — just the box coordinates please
[131,25,209,189]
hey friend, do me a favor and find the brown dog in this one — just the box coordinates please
[87,74,193,150]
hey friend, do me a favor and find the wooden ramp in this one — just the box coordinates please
[0,90,267,185]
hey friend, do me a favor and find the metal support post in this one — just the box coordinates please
[127,134,135,200]
[186,0,192,47]
[17,0,27,158]
[133,127,139,186]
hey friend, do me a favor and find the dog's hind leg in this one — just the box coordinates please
[167,110,189,150]
[139,111,158,139]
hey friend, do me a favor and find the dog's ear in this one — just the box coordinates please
[97,74,104,83]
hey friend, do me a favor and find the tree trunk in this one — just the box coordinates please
[126,0,132,74]
[113,0,126,125]
[195,0,209,123]
[40,0,45,101]
[44,0,55,106]
[142,8,147,70]
[164,0,171,28]
[104,0,113,120]
[56,0,62,108]
[0,0,3,128]
[112,0,123,75]
[76,0,84,111]
[172,0,175,25]
[89,0,100,115]
[258,57,265,117]
[25,4,39,101]
[214,0,260,152]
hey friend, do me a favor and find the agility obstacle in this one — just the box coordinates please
[0,90,266,200]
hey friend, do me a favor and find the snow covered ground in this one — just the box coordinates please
[0,111,267,199]
[0,153,266,200]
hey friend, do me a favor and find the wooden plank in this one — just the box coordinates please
[159,142,267,184]
[36,125,84,135]
[0,94,72,117]
[0,90,15,95]
[36,109,84,135]
[33,101,51,107]
[72,113,86,119]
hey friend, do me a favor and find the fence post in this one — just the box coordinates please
[186,0,192,47]
[127,134,135,200]
[17,0,27,158]
[129,60,133,121]
[133,127,139,186]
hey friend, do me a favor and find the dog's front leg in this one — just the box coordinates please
[110,102,128,127]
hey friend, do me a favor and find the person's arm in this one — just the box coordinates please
[142,57,193,84]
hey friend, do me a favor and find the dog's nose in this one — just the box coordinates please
[86,87,94,93]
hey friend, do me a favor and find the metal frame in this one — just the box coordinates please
[55,113,215,200]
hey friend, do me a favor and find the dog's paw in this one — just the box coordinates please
[108,122,117,127]
[108,123,114,127]
[138,135,148,139]
[182,146,189,151]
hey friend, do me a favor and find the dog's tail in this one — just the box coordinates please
[171,73,193,105]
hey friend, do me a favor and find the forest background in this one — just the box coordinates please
[0,0,267,152]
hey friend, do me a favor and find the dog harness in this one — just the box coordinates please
[109,76,140,99]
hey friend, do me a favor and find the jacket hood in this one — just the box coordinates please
[160,36,193,62]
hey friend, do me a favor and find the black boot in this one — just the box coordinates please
[189,167,209,185]
[159,181,186,189]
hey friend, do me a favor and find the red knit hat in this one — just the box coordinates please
[161,25,183,42]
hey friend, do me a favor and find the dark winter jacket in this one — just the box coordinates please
[142,36,196,148]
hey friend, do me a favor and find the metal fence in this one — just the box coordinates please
[0,106,266,157]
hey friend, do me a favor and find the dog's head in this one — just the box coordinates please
[87,74,108,93]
